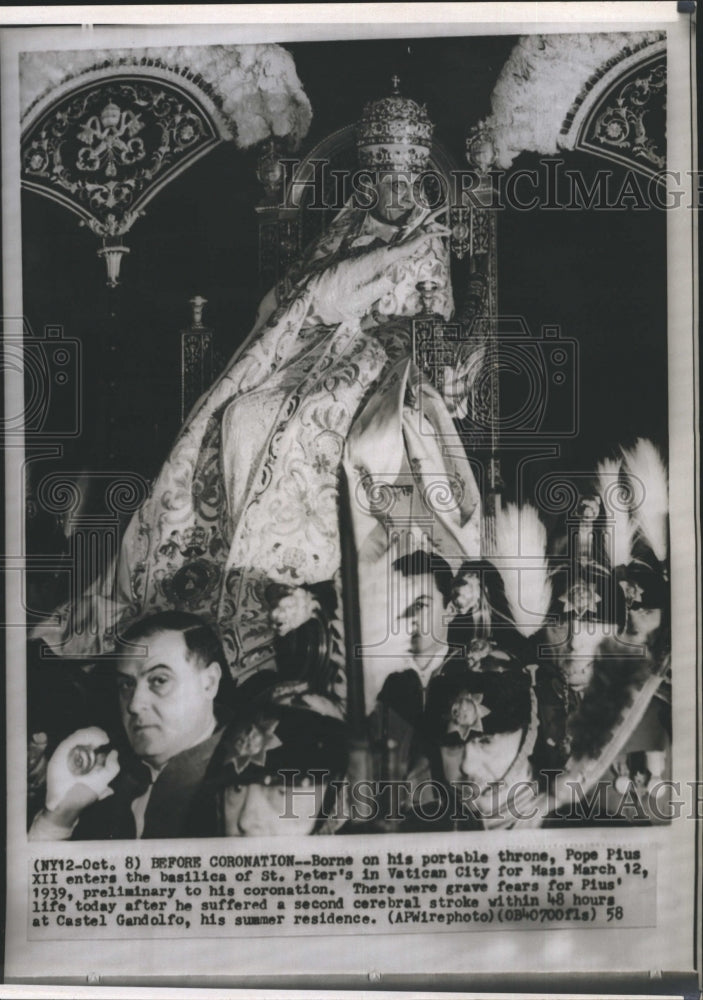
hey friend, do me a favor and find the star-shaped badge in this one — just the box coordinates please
[618,578,644,609]
[447,691,491,741]
[227,719,282,774]
[559,581,601,618]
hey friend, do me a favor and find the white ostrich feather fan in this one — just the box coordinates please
[595,456,635,568]
[621,438,669,564]
[494,502,551,637]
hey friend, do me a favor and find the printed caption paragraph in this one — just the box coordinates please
[29,842,657,938]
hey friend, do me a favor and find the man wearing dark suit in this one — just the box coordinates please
[29,611,233,840]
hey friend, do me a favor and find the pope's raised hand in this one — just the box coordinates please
[310,222,448,325]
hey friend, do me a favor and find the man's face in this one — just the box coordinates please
[222,780,326,837]
[397,571,448,659]
[439,729,524,793]
[374,173,418,225]
[559,622,607,690]
[627,605,662,641]
[117,630,220,768]
[559,657,595,691]
[452,573,481,615]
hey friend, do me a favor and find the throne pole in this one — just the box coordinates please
[465,126,502,556]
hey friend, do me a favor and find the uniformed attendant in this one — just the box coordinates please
[365,551,459,786]
[447,558,531,663]
[422,645,540,830]
[213,686,349,836]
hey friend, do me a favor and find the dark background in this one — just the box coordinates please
[21,35,668,582]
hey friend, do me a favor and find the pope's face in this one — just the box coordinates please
[117,630,220,768]
[440,729,524,793]
[374,173,417,224]
[223,780,326,837]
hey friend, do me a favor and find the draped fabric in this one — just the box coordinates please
[35,202,481,689]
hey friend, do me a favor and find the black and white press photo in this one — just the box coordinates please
[2,3,699,991]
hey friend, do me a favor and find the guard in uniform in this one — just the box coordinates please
[421,643,541,830]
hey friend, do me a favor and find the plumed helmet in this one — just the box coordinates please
[425,651,533,744]
[220,688,348,787]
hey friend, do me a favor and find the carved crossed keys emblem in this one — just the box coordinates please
[77,101,146,176]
